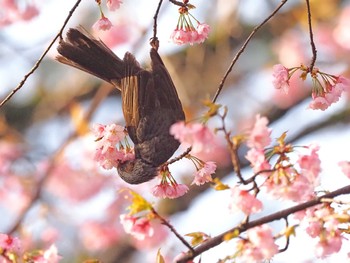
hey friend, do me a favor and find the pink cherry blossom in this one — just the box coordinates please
[298,144,321,185]
[32,244,62,263]
[309,95,330,110]
[170,29,191,45]
[80,221,120,250]
[245,148,271,174]
[237,225,278,262]
[315,233,342,258]
[170,121,216,154]
[192,161,217,185]
[272,64,290,93]
[195,23,210,43]
[0,233,21,254]
[152,182,189,199]
[107,0,123,11]
[339,161,350,178]
[120,214,154,240]
[247,115,272,149]
[46,161,109,202]
[229,186,263,215]
[93,16,113,31]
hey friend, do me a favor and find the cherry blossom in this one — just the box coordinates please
[272,64,290,93]
[152,181,189,199]
[229,186,263,215]
[80,221,120,250]
[245,148,271,174]
[339,160,350,178]
[93,16,113,31]
[0,233,21,254]
[32,244,62,263]
[246,114,272,150]
[237,225,278,262]
[107,0,123,11]
[170,121,216,154]
[192,161,217,185]
[120,214,154,240]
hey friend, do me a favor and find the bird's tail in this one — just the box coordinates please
[57,27,131,87]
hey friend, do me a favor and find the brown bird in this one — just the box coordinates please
[56,27,185,184]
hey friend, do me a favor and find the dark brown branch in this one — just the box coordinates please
[0,0,83,108]
[151,0,164,49]
[169,0,186,7]
[305,0,317,72]
[212,0,288,103]
[175,184,350,263]
[166,147,192,166]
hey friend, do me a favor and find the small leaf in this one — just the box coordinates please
[223,229,240,241]
[185,232,210,246]
[70,101,90,136]
[121,189,153,215]
[156,249,165,263]
[213,178,230,191]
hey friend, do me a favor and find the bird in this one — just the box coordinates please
[56,27,185,184]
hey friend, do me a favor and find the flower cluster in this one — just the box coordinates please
[229,186,263,215]
[92,123,135,170]
[245,115,321,202]
[120,214,154,240]
[93,0,123,31]
[152,167,189,199]
[0,233,61,263]
[272,64,349,110]
[169,4,210,45]
[0,0,39,27]
[295,204,346,258]
[236,225,278,262]
[187,155,217,185]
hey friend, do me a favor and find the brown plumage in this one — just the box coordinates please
[57,27,185,184]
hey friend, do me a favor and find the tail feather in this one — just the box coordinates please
[57,27,127,87]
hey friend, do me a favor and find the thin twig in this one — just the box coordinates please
[305,0,317,72]
[0,0,83,108]
[151,0,164,50]
[166,147,192,165]
[152,208,194,252]
[175,184,350,262]
[169,0,186,7]
[212,0,288,103]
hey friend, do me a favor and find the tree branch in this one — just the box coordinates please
[175,184,350,263]
[0,0,83,108]
[212,0,288,103]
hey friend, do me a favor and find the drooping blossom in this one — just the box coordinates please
[192,161,217,185]
[93,16,113,31]
[309,75,349,111]
[236,225,278,262]
[272,64,290,93]
[152,181,189,199]
[229,186,263,215]
[120,214,154,240]
[246,115,272,150]
[169,5,210,45]
[107,0,123,11]
[339,161,350,179]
